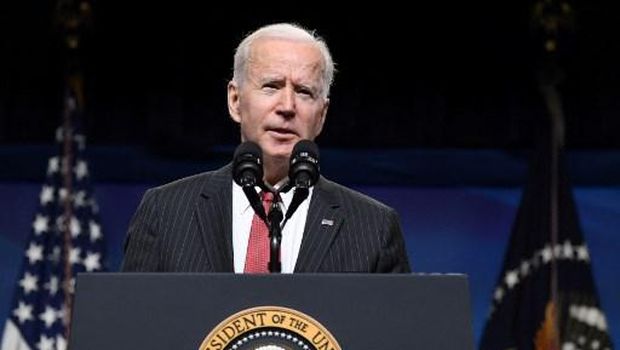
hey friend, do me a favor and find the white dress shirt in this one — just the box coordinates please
[232,181,313,273]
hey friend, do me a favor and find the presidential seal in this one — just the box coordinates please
[199,306,342,350]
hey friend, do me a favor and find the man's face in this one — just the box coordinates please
[227,38,329,162]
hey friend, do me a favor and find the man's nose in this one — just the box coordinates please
[277,87,296,118]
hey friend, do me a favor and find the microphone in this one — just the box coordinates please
[232,141,266,220]
[280,140,319,229]
[288,140,320,189]
[233,141,263,188]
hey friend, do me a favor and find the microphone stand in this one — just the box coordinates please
[242,186,266,221]
[266,184,310,273]
[247,180,311,273]
[280,187,309,229]
[267,197,283,273]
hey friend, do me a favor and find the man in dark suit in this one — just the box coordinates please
[121,23,410,273]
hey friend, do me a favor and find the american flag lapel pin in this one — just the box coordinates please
[321,219,334,226]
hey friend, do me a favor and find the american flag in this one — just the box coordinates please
[0,96,105,350]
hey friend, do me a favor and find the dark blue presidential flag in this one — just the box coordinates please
[479,137,613,349]
[0,95,105,350]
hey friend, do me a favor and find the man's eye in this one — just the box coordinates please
[262,83,278,90]
[297,89,314,98]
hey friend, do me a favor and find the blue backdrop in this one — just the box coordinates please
[1,182,618,346]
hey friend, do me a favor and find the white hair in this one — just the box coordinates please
[232,23,335,98]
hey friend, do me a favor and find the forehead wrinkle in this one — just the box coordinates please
[250,63,322,88]
[245,40,325,93]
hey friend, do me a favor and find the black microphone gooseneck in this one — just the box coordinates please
[267,199,283,273]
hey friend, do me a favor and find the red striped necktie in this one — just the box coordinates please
[243,192,274,273]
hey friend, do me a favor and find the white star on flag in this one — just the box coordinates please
[578,336,587,345]
[39,306,58,328]
[57,305,67,326]
[520,261,530,276]
[90,199,99,213]
[89,220,102,241]
[563,342,577,350]
[40,185,54,205]
[74,160,88,180]
[74,190,86,207]
[55,127,64,142]
[58,188,69,202]
[56,335,67,350]
[576,245,590,261]
[541,245,553,263]
[70,216,81,237]
[563,240,574,259]
[494,287,504,302]
[67,278,76,294]
[55,215,66,232]
[69,247,82,265]
[74,134,86,151]
[44,276,60,295]
[13,301,33,324]
[47,157,59,174]
[25,242,44,265]
[36,334,55,350]
[19,272,38,294]
[83,252,102,272]
[48,246,61,264]
[505,270,519,289]
[32,214,49,235]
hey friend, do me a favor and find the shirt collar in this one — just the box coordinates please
[232,179,296,216]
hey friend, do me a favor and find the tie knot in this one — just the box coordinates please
[260,191,274,215]
[261,191,274,203]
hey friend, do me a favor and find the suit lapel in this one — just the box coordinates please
[195,164,234,272]
[294,177,343,272]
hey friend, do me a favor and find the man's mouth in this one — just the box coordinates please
[267,127,297,137]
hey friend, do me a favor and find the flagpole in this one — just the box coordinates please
[55,0,93,340]
[537,53,565,350]
[540,79,564,350]
[533,0,573,348]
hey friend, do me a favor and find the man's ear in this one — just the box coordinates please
[227,81,241,123]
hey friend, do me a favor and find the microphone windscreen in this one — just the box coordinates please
[289,140,320,188]
[234,141,262,161]
[291,140,319,162]
[233,141,263,187]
